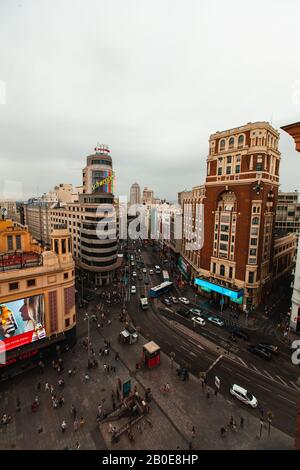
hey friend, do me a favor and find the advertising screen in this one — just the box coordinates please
[0,295,46,353]
[92,170,115,193]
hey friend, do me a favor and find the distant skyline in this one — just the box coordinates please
[1,0,300,201]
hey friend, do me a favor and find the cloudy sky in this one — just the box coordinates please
[1,0,300,201]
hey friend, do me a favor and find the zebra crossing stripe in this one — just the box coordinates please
[289,381,300,392]
[275,375,288,386]
[262,369,273,380]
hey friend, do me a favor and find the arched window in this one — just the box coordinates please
[252,217,259,225]
[220,139,225,151]
[238,135,244,147]
[229,137,234,149]
[220,265,225,276]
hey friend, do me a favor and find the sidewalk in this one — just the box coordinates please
[97,307,294,450]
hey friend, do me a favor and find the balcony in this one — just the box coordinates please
[0,251,43,272]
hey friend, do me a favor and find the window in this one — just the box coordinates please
[212,263,216,274]
[238,135,244,147]
[220,243,228,251]
[251,227,259,236]
[256,163,263,171]
[227,156,232,163]
[9,282,19,291]
[250,248,257,256]
[235,165,240,174]
[220,224,229,232]
[27,279,36,287]
[220,234,229,241]
[218,168,222,176]
[220,265,225,276]
[252,217,259,225]
[220,139,225,150]
[64,272,69,279]
[65,318,70,328]
[7,235,13,251]
[229,137,234,148]
[16,235,21,250]
[61,239,66,254]
[54,239,59,254]
[226,166,231,175]
[250,238,257,246]
[248,272,254,283]
[229,267,233,278]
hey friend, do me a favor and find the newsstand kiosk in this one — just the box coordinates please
[142,341,160,368]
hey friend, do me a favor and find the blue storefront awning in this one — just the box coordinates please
[194,278,244,300]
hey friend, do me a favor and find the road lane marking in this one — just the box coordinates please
[238,357,247,367]
[255,383,271,393]
[251,364,259,372]
[189,351,197,357]
[197,344,204,350]
[262,369,273,380]
[289,381,300,392]
[278,395,297,405]
[235,373,250,382]
[275,375,288,386]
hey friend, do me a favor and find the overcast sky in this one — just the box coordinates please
[1,0,300,202]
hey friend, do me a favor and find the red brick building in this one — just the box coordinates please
[182,122,295,310]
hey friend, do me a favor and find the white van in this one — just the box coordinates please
[230,384,258,408]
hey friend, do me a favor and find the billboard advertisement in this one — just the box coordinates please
[0,295,46,353]
[92,170,115,193]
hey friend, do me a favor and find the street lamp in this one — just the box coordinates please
[267,411,274,437]
[84,312,91,366]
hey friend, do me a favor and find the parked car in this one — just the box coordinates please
[230,328,250,341]
[178,297,190,305]
[163,298,172,306]
[149,269,154,275]
[247,344,272,360]
[207,316,225,327]
[189,308,203,317]
[132,271,137,277]
[230,384,258,408]
[191,316,206,326]
[131,285,136,294]
[170,296,178,304]
[258,343,279,355]
[142,268,147,273]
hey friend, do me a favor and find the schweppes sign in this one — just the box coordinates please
[92,172,115,193]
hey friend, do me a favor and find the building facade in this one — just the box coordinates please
[130,182,141,206]
[142,187,154,205]
[50,145,121,287]
[275,191,300,235]
[182,122,295,310]
[0,219,76,380]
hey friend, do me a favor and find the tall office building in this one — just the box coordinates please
[142,187,154,205]
[130,182,141,206]
[182,122,296,310]
[51,145,121,286]
[275,191,300,235]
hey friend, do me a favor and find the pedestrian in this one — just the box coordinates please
[61,420,67,433]
[188,441,193,450]
[38,425,43,434]
[115,352,119,361]
[73,419,79,432]
[118,377,122,391]
[71,404,77,418]
[99,348,103,357]
[103,364,107,372]
[37,382,41,391]
[116,389,120,401]
[107,365,110,374]
[80,417,85,428]
[59,396,65,406]
[84,374,90,383]
[68,369,72,377]
[206,390,210,400]
[45,382,49,392]
[112,399,116,411]
[75,441,80,450]
[240,416,244,428]
[192,426,196,438]
[214,388,218,397]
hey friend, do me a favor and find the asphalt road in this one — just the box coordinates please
[125,241,299,437]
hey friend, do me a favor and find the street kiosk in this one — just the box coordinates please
[142,341,160,368]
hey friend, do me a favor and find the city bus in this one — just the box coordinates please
[154,265,161,274]
[149,281,173,298]
[162,270,170,282]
